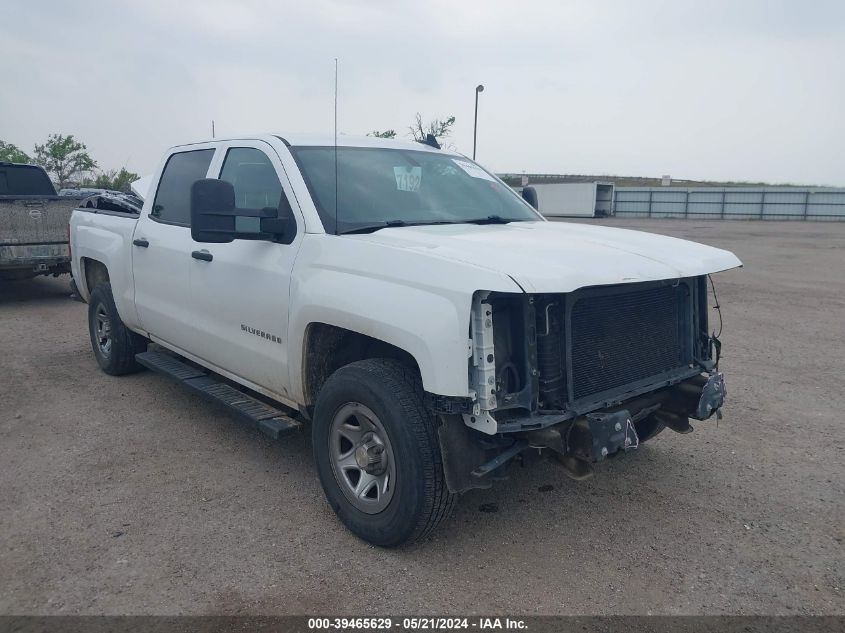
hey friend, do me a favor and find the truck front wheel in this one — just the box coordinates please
[312,359,456,547]
[87,282,147,375]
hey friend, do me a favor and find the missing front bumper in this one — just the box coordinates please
[464,371,729,484]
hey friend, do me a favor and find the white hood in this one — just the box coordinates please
[130,174,153,200]
[350,221,742,293]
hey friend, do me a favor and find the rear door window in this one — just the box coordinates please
[151,149,214,225]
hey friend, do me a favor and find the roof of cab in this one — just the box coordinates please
[279,133,452,152]
[172,133,458,155]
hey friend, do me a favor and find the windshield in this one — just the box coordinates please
[289,146,541,234]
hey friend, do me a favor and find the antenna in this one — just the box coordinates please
[211,120,215,138]
[334,58,339,235]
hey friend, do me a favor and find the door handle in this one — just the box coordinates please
[191,250,213,262]
[133,238,149,248]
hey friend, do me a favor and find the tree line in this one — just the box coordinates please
[368,113,456,143]
[1,114,456,193]
[0,135,138,192]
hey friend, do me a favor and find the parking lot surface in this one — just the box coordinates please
[1,219,843,615]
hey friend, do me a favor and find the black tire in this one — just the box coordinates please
[635,413,665,443]
[87,281,147,375]
[312,359,457,547]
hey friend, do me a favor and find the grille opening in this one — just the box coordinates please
[569,283,692,401]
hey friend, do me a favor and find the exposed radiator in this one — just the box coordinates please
[535,282,694,407]
[569,284,691,401]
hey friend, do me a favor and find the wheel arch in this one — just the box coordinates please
[80,257,110,296]
[78,255,142,334]
[301,323,422,411]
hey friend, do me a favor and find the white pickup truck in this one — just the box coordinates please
[70,134,741,546]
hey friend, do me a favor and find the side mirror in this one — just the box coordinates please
[191,178,237,243]
[521,186,539,211]
[190,179,293,243]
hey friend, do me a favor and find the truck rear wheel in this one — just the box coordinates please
[312,359,456,547]
[87,282,147,375]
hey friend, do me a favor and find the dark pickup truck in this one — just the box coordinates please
[0,162,79,280]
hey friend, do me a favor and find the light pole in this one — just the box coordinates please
[473,84,484,160]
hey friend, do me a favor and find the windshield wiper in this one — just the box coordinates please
[340,215,523,234]
[462,215,520,225]
[340,219,452,235]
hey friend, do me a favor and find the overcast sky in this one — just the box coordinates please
[2,0,843,185]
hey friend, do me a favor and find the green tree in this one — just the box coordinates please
[33,134,97,187]
[409,114,455,143]
[0,140,31,163]
[81,167,140,192]
[367,129,397,139]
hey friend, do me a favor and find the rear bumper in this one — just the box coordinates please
[0,243,71,275]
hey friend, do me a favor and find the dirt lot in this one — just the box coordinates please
[0,219,843,615]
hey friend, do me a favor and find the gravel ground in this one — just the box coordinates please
[0,219,842,615]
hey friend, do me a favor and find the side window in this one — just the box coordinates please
[219,147,283,210]
[151,149,214,225]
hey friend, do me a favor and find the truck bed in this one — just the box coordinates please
[68,206,140,323]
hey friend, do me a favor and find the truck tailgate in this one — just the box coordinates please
[1,197,78,269]
[0,197,78,245]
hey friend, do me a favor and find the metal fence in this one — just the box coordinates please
[614,187,845,220]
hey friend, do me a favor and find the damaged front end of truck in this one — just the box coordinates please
[431,274,728,493]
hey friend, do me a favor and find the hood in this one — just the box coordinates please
[348,221,742,293]
[130,175,153,201]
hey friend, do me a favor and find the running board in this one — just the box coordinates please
[135,351,301,439]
